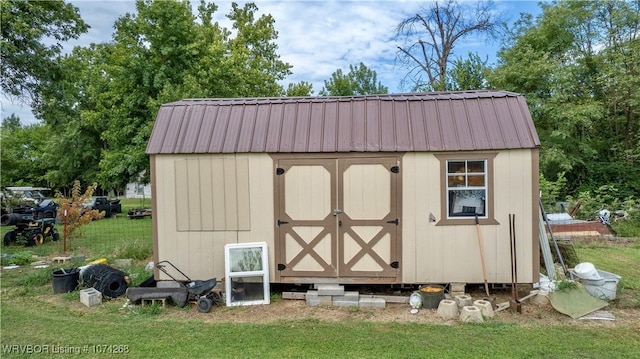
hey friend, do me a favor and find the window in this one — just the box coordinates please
[435,153,497,225]
[447,160,487,218]
[224,242,270,306]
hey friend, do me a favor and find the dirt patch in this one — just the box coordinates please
[53,287,636,328]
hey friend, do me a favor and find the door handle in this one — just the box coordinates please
[333,209,343,216]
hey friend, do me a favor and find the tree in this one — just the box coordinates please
[36,0,292,191]
[491,0,640,199]
[319,63,388,96]
[285,82,314,96]
[395,0,503,91]
[0,114,52,187]
[447,52,491,90]
[0,0,87,106]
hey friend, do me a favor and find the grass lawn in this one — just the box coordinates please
[1,208,639,358]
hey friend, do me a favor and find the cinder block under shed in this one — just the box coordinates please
[332,291,360,307]
[358,297,386,309]
[305,290,333,306]
[316,284,345,296]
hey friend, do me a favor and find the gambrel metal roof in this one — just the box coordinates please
[146,90,540,154]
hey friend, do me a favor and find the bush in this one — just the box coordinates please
[2,251,34,266]
[55,181,104,242]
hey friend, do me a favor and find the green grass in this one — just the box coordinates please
[573,238,640,307]
[1,209,639,358]
[2,197,152,261]
[1,302,639,359]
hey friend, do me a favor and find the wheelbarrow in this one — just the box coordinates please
[155,260,223,313]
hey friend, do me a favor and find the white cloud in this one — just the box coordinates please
[3,0,543,124]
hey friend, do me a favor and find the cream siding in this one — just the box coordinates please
[153,153,274,280]
[152,149,537,284]
[402,149,536,284]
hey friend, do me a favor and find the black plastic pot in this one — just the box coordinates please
[52,268,80,294]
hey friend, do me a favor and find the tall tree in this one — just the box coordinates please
[447,52,491,90]
[37,0,292,191]
[0,0,87,106]
[491,0,640,198]
[319,62,388,96]
[395,0,502,91]
[0,115,51,187]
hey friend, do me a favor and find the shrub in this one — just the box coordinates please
[55,181,104,242]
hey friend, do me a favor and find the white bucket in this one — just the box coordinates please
[574,262,601,280]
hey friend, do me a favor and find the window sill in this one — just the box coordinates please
[435,217,499,226]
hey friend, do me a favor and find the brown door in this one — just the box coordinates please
[338,158,399,278]
[275,157,400,281]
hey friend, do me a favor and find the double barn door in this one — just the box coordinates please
[275,157,400,282]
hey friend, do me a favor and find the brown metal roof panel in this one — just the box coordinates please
[479,98,506,149]
[179,104,205,153]
[365,100,381,151]
[235,105,257,153]
[392,101,412,151]
[337,101,353,152]
[161,105,187,154]
[464,100,491,150]
[279,102,298,152]
[222,105,244,152]
[379,100,396,151]
[195,106,218,153]
[208,105,231,152]
[493,97,522,149]
[422,101,443,151]
[173,105,192,153]
[350,100,366,152]
[407,101,428,150]
[250,105,270,152]
[265,103,284,152]
[515,96,541,147]
[450,99,475,151]
[307,102,325,152]
[146,106,172,154]
[293,102,311,152]
[436,100,461,151]
[322,102,338,152]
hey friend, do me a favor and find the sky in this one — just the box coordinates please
[1,0,544,125]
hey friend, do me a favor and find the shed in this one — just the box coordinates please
[146,90,541,286]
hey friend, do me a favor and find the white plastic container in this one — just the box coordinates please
[580,270,621,301]
[573,262,601,280]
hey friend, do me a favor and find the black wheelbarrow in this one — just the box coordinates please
[155,260,223,313]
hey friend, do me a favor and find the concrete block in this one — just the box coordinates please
[359,297,386,309]
[455,294,473,309]
[450,282,466,292]
[473,299,495,318]
[333,291,359,307]
[52,256,72,264]
[80,288,102,307]
[459,306,484,323]
[317,284,344,296]
[436,299,459,319]
[306,290,333,306]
